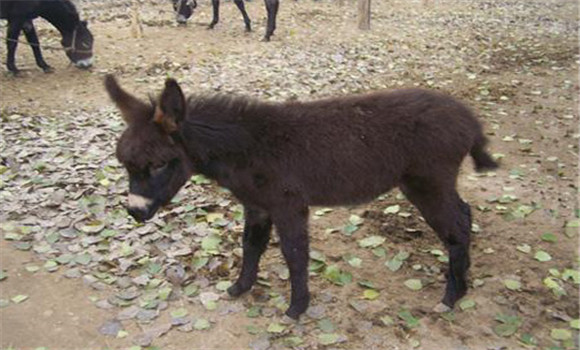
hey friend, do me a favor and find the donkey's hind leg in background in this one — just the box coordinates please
[263,0,279,41]
[233,0,252,32]
[227,206,272,297]
[22,20,53,73]
[400,174,472,311]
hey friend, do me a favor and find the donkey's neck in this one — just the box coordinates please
[39,0,79,35]
[180,95,273,167]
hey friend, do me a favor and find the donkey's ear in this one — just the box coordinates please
[154,78,186,134]
[104,75,149,124]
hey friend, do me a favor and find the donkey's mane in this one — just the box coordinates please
[181,94,267,162]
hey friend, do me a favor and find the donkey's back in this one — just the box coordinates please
[235,89,493,207]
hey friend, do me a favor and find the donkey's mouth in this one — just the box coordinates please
[127,202,160,223]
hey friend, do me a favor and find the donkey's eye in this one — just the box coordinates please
[150,163,168,177]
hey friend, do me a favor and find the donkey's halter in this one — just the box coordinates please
[63,27,92,54]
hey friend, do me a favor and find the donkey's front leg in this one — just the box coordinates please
[6,20,24,74]
[208,0,220,29]
[227,206,272,297]
[273,206,310,319]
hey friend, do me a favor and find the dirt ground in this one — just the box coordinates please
[0,0,578,349]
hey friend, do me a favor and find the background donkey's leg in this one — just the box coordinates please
[272,205,310,319]
[400,175,471,311]
[22,21,53,73]
[227,206,272,297]
[209,0,220,29]
[263,0,279,41]
[6,20,24,74]
[233,0,251,32]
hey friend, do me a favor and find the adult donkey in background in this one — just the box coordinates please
[0,0,93,74]
[172,0,279,41]
[105,75,498,319]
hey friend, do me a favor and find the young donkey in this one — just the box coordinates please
[105,75,498,319]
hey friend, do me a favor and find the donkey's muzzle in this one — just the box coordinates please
[127,206,153,223]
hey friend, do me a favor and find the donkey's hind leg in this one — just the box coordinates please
[227,206,272,297]
[400,175,472,310]
[22,21,53,73]
[233,0,252,32]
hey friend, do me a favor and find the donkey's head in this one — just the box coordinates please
[105,75,192,222]
[62,20,94,69]
[172,0,197,24]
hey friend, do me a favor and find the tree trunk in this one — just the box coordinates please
[358,0,371,30]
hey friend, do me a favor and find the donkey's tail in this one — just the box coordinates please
[470,134,499,172]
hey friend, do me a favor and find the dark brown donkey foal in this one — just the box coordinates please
[105,75,498,319]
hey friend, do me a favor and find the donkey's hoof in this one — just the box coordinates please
[42,66,54,73]
[433,302,452,313]
[261,36,271,42]
[227,282,250,298]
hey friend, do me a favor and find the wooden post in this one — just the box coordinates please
[358,0,371,30]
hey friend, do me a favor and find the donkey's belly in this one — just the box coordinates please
[304,175,398,207]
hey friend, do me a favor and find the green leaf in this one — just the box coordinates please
[564,219,579,238]
[398,309,419,328]
[384,205,400,214]
[193,318,210,330]
[519,333,537,346]
[0,270,7,281]
[323,265,352,286]
[363,289,380,300]
[11,295,28,304]
[380,315,394,326]
[550,328,572,341]
[562,269,580,285]
[516,244,531,253]
[281,336,304,346]
[171,308,188,318]
[342,223,359,236]
[534,250,552,262]
[541,232,557,243]
[459,299,476,310]
[246,306,260,318]
[569,319,579,330]
[345,255,362,267]
[184,284,199,297]
[385,258,403,272]
[504,279,522,291]
[358,235,385,248]
[349,214,364,226]
[215,281,232,291]
[309,250,326,262]
[317,318,335,333]
[318,333,341,346]
[494,323,520,337]
[158,287,172,300]
[404,279,423,291]
[201,235,222,252]
[267,322,286,334]
[75,253,92,265]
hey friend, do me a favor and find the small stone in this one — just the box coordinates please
[95,299,115,310]
[98,319,123,337]
[117,305,140,320]
[64,268,82,279]
[433,303,451,313]
[249,336,270,350]
[306,304,326,319]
